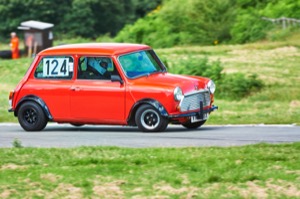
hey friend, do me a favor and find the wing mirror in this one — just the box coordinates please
[111,74,123,84]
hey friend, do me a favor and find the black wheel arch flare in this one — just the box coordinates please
[15,95,53,120]
[127,98,168,125]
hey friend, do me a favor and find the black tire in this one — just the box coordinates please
[18,101,48,131]
[182,120,206,129]
[135,104,168,132]
[0,50,12,59]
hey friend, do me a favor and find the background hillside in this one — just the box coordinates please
[0,0,299,124]
[1,35,300,124]
[1,0,300,47]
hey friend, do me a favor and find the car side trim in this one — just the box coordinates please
[15,95,53,120]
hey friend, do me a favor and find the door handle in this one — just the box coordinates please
[70,87,80,91]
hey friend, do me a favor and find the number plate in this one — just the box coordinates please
[43,58,69,77]
[191,113,208,123]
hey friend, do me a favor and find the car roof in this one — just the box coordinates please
[38,43,151,56]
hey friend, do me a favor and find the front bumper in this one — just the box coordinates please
[169,105,218,119]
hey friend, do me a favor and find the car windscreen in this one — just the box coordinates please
[118,50,165,78]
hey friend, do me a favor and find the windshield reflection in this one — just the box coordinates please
[119,50,165,78]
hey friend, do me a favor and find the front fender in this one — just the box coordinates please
[127,99,168,125]
[15,95,53,120]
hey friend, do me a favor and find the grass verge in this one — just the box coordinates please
[1,143,299,198]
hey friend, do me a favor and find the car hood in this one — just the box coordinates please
[130,72,210,94]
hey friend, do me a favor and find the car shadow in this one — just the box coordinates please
[42,124,220,133]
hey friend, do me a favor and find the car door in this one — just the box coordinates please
[30,55,74,120]
[70,56,126,123]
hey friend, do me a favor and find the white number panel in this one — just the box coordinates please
[43,58,69,77]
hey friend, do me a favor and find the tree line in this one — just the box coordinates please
[115,0,300,47]
[0,0,161,42]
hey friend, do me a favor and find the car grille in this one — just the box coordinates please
[179,90,211,112]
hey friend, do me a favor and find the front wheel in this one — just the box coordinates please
[135,104,168,132]
[18,101,48,131]
[182,120,206,129]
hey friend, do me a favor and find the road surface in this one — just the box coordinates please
[0,123,299,148]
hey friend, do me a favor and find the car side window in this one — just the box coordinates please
[34,56,74,79]
[77,56,114,80]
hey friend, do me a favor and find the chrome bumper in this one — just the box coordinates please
[169,105,218,119]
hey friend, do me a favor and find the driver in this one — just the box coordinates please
[87,57,111,78]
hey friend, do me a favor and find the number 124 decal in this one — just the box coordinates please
[43,58,69,77]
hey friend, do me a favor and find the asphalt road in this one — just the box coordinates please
[0,123,299,148]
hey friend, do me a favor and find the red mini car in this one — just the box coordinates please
[9,43,217,132]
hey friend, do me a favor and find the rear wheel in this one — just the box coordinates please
[18,101,48,131]
[182,120,206,129]
[135,104,168,132]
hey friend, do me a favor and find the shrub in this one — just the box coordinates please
[170,56,263,100]
[230,10,270,43]
[114,15,179,48]
[12,138,23,148]
[217,73,264,100]
[175,57,223,82]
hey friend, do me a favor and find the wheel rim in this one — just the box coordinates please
[140,109,160,130]
[23,108,38,125]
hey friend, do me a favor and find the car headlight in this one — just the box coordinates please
[207,80,216,94]
[174,87,183,101]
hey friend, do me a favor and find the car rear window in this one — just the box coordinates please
[34,56,74,79]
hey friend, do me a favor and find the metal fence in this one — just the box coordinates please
[262,17,300,29]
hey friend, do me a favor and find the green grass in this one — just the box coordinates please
[0,58,31,122]
[1,37,300,124]
[0,143,299,198]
